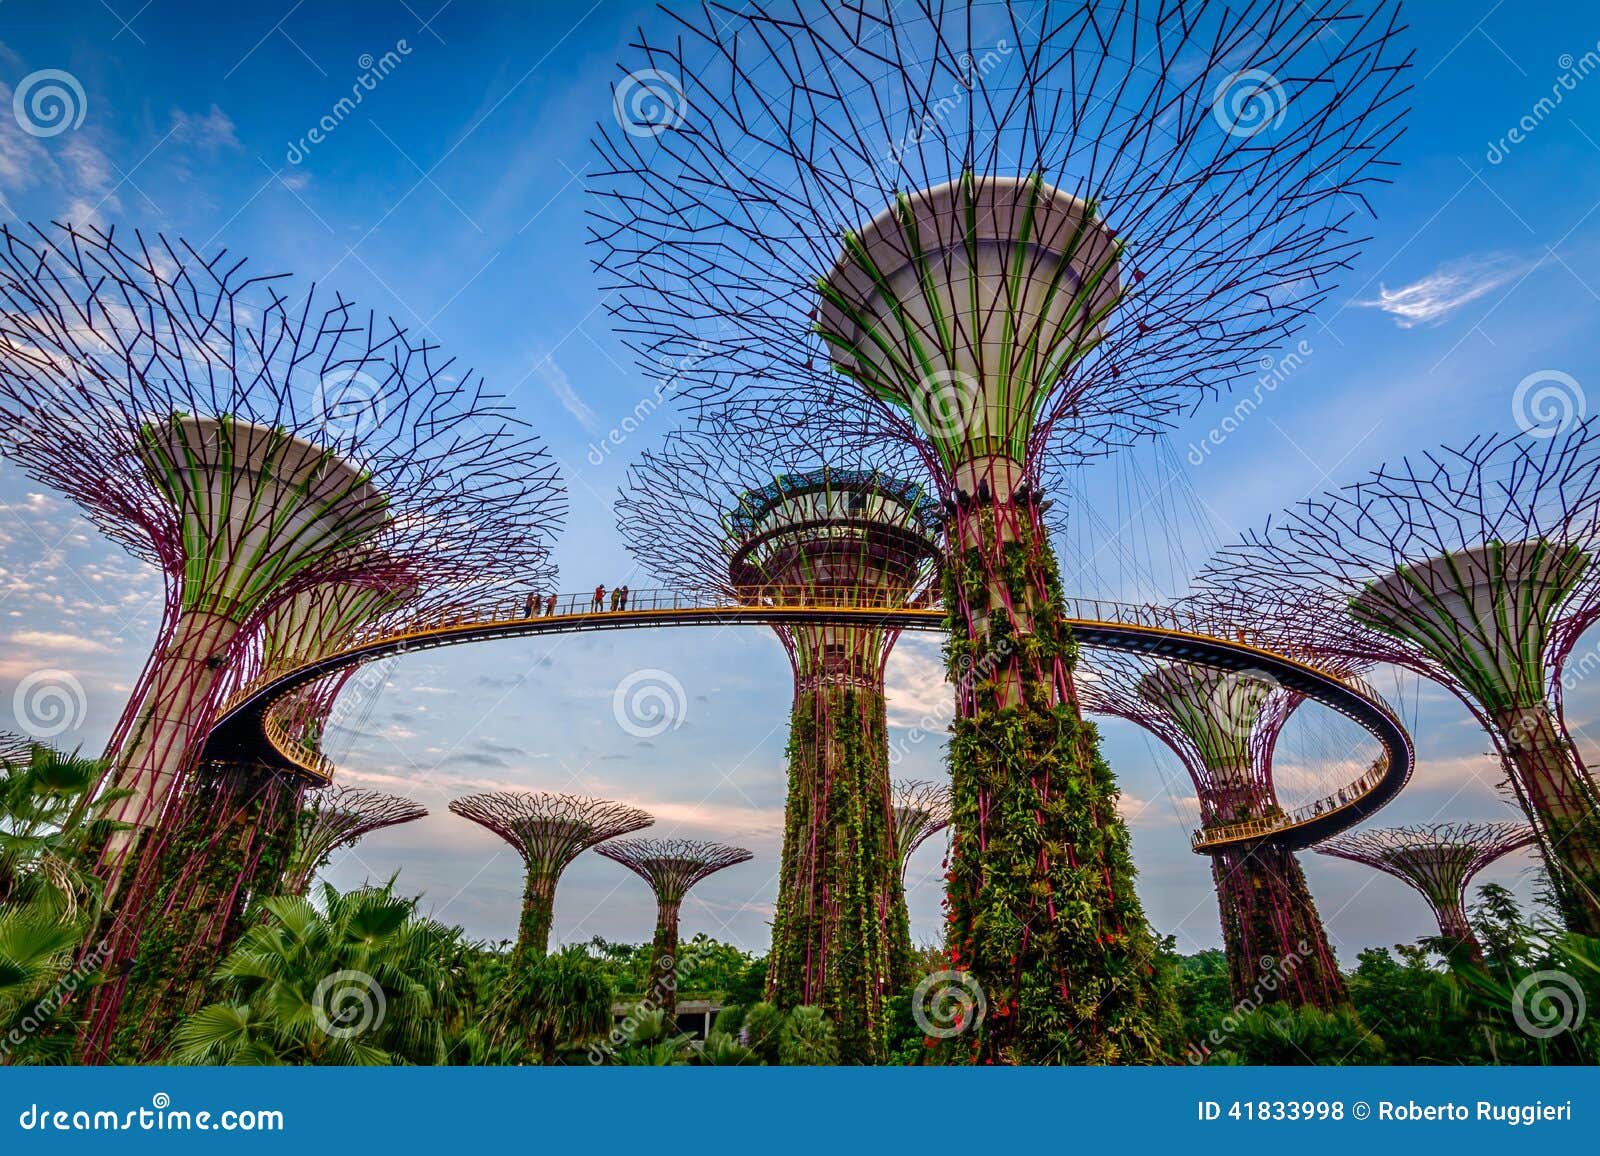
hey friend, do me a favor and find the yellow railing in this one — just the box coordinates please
[224,587,1408,844]
[1189,759,1391,851]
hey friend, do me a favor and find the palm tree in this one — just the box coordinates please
[0,742,124,918]
[480,945,614,1064]
[0,902,87,1064]
[170,882,461,1065]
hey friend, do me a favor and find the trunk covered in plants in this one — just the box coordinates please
[1210,843,1346,1010]
[517,873,558,961]
[766,682,902,1063]
[942,478,1168,1064]
[648,900,682,1023]
[102,760,305,1062]
[1493,704,1600,935]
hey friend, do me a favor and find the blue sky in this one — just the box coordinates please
[1,0,1597,963]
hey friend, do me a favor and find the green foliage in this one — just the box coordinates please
[741,1001,787,1065]
[697,1029,762,1066]
[778,1004,840,1065]
[170,881,461,1065]
[1204,1005,1383,1066]
[611,1008,696,1065]
[584,933,764,1001]
[482,944,615,1065]
[711,1004,746,1036]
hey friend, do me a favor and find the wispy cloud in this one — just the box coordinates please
[1357,253,1532,328]
[533,351,600,433]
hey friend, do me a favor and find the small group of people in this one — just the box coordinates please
[522,592,560,618]
[591,584,631,612]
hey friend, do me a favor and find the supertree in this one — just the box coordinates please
[283,784,430,895]
[0,223,565,1057]
[589,0,1410,1063]
[1078,650,1349,1007]
[1316,822,1535,964]
[1198,423,1600,935]
[448,792,654,960]
[594,837,753,1022]
[892,779,953,882]
[618,426,941,1060]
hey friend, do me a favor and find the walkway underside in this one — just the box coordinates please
[203,589,1413,852]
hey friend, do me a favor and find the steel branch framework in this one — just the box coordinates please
[284,785,429,895]
[448,792,653,959]
[0,222,565,1058]
[1316,822,1536,963]
[891,779,952,879]
[591,0,1410,1065]
[595,837,753,1020]
[1198,424,1600,935]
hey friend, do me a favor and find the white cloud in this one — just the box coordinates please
[1357,253,1531,329]
[883,635,952,729]
[533,352,600,433]
[6,629,108,653]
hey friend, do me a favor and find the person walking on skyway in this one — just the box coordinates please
[610,587,622,611]
[545,593,558,616]
[592,584,606,612]
[523,593,536,618]
[618,585,630,610]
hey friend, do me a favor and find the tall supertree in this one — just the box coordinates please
[618,426,941,1060]
[594,837,753,1022]
[283,784,430,895]
[1199,424,1600,935]
[1316,822,1535,964]
[448,792,654,960]
[1079,650,1349,1007]
[590,0,1410,1063]
[0,223,564,1057]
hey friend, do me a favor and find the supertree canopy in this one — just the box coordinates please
[618,426,940,1061]
[1198,424,1600,935]
[448,792,654,960]
[892,779,953,880]
[284,784,430,896]
[0,223,565,1059]
[595,837,753,1021]
[1316,822,1535,964]
[1079,651,1348,1008]
[591,0,1409,1064]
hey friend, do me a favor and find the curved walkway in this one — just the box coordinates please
[203,588,1412,852]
